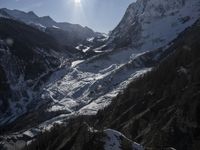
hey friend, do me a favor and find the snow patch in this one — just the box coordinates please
[104,129,144,150]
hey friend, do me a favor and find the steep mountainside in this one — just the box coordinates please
[0,0,200,149]
[0,11,106,128]
[0,18,69,125]
[25,123,144,150]
[25,0,199,125]
[24,18,200,150]
[96,19,200,150]
[0,8,100,47]
[108,0,199,50]
[0,0,199,131]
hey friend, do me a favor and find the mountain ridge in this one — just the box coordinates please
[0,8,102,48]
[108,0,200,51]
[0,8,92,31]
[0,0,199,149]
[0,0,199,129]
[24,18,200,150]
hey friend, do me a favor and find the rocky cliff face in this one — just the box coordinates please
[108,0,199,51]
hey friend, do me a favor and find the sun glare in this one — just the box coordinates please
[74,0,81,4]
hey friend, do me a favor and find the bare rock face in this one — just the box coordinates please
[108,0,200,51]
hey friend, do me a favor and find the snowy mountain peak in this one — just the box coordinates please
[1,8,38,20]
[128,0,186,17]
[0,2,200,148]
[40,15,54,21]
[27,11,38,18]
[0,8,101,47]
[0,8,96,34]
[108,0,200,51]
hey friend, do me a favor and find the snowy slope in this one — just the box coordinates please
[37,42,170,122]
[0,18,69,126]
[104,129,144,150]
[34,0,200,127]
[0,0,199,139]
[0,1,199,149]
[108,0,200,51]
[40,48,153,117]
[0,42,64,125]
[1,124,145,150]
[4,0,199,125]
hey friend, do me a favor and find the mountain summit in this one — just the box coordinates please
[0,8,99,46]
[108,0,199,50]
[0,0,200,149]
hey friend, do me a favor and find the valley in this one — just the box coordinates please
[0,0,200,149]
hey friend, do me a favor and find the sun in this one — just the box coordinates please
[74,0,81,4]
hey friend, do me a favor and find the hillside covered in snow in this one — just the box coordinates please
[24,17,200,150]
[0,0,200,149]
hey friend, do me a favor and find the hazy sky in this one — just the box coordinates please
[0,0,135,33]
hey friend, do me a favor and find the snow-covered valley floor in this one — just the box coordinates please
[1,0,200,148]
[0,48,153,148]
[42,48,151,117]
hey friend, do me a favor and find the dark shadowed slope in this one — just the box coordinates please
[25,17,200,150]
[0,17,67,125]
[96,19,200,150]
